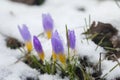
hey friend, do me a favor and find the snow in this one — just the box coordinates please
[0,0,120,80]
[101,60,120,79]
[39,74,69,80]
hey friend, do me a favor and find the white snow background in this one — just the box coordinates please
[0,0,120,80]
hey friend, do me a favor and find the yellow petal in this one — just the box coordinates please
[46,31,52,39]
[26,41,32,52]
[52,51,57,61]
[39,52,45,61]
[58,53,66,65]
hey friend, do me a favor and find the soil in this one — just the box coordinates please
[88,21,118,48]
[26,77,39,80]
[77,7,86,12]
[11,0,45,5]
[6,37,24,49]
[75,67,84,80]
[83,21,120,80]
[84,21,120,60]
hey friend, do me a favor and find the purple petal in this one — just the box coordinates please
[68,30,76,49]
[51,31,64,54]
[42,13,53,31]
[18,24,31,41]
[33,36,43,53]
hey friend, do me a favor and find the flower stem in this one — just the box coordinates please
[66,25,70,63]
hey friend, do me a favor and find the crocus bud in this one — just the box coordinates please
[68,30,76,49]
[42,13,53,39]
[18,24,32,52]
[33,36,45,61]
[51,30,66,65]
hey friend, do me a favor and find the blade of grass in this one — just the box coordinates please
[31,55,45,72]
[55,61,65,73]
[112,54,120,67]
[66,25,70,63]
[99,53,102,74]
[37,32,44,37]
[95,36,106,51]
[87,33,99,40]
[88,14,91,30]
[104,47,117,51]
[84,18,89,44]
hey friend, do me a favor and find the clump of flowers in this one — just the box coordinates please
[17,14,94,80]
[42,13,54,39]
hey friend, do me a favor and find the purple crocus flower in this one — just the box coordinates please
[68,30,76,49]
[42,13,53,31]
[51,30,64,54]
[33,36,45,61]
[18,24,31,41]
[18,24,32,52]
[42,13,53,39]
[33,36,43,53]
[51,31,66,65]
